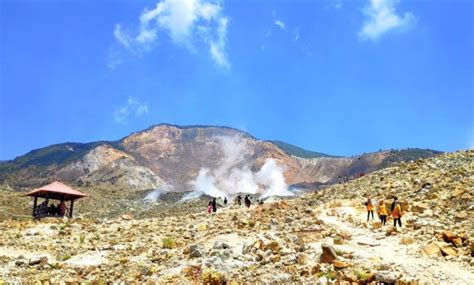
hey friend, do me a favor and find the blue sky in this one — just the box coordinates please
[0,0,473,160]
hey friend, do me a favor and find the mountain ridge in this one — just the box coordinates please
[0,124,442,191]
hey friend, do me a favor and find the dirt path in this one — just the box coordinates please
[316,206,474,284]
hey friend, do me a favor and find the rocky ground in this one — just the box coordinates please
[0,150,472,284]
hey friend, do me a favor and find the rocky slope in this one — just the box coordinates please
[0,124,440,192]
[0,150,472,284]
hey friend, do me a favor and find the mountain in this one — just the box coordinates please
[0,124,441,191]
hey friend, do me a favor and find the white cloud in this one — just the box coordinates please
[113,97,149,124]
[274,20,285,30]
[114,24,132,48]
[359,0,414,40]
[114,0,229,68]
[136,28,158,45]
[209,17,229,68]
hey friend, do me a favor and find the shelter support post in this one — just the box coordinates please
[32,196,38,217]
[70,199,74,218]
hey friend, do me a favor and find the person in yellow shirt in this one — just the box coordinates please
[377,200,388,226]
[392,200,403,228]
[366,197,374,221]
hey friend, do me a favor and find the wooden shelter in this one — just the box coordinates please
[25,181,87,219]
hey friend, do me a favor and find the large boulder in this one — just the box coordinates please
[437,242,458,257]
[421,242,442,258]
[452,238,463,248]
[28,256,48,266]
[320,243,338,263]
[442,231,456,243]
[442,231,464,248]
[189,245,203,258]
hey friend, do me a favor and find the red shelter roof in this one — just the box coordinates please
[25,181,87,201]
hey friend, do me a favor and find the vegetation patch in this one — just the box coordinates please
[162,237,176,249]
[270,140,335,158]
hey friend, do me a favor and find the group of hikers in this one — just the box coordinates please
[204,193,403,229]
[207,194,263,213]
[365,196,403,228]
[37,199,68,217]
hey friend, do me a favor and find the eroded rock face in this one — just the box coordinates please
[120,125,304,190]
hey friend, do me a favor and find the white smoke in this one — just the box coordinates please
[189,136,293,199]
[256,159,293,198]
[144,188,164,202]
[180,191,205,202]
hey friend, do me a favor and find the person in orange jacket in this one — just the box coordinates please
[377,200,388,226]
[366,197,374,221]
[392,200,403,228]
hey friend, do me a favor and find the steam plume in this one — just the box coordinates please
[189,136,293,199]
[144,188,164,202]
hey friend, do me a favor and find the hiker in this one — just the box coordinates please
[207,201,213,214]
[390,197,398,212]
[58,200,67,216]
[378,200,387,226]
[236,195,242,206]
[392,200,403,228]
[49,204,57,216]
[244,195,251,208]
[224,197,228,205]
[38,199,49,209]
[366,197,374,221]
[212,197,217,213]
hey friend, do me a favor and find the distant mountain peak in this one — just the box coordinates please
[0,124,442,191]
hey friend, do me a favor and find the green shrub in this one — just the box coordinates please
[354,270,369,281]
[59,222,70,231]
[318,270,336,280]
[326,271,336,280]
[335,249,345,256]
[56,253,71,261]
[162,237,176,249]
